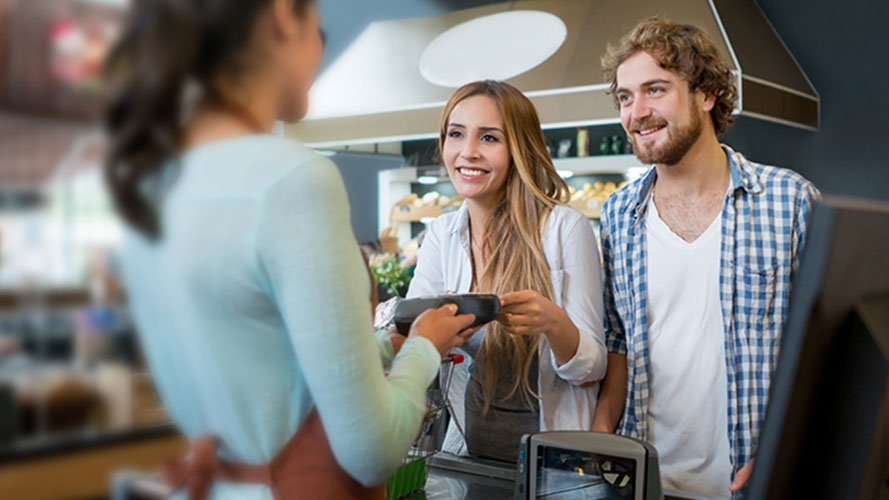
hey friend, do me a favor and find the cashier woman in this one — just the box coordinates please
[105,1,476,499]
[406,80,608,462]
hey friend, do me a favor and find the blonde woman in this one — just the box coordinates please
[407,80,607,462]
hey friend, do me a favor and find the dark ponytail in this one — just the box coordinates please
[104,0,313,239]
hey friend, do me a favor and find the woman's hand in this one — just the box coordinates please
[408,304,477,356]
[387,328,406,356]
[497,290,564,336]
[498,290,579,365]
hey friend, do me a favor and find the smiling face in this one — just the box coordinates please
[615,51,715,166]
[442,95,511,205]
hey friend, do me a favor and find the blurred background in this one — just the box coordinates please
[0,0,886,498]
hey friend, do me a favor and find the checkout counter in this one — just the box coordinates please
[116,296,732,500]
[118,462,725,500]
[422,453,726,500]
[116,434,727,500]
[420,430,728,500]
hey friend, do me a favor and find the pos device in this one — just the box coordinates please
[393,294,500,335]
[514,431,663,500]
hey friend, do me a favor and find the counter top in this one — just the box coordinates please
[422,467,514,499]
[420,453,730,500]
[117,450,731,500]
[0,423,178,464]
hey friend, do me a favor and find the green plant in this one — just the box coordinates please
[369,253,411,297]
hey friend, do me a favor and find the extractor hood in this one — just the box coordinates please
[286,0,818,147]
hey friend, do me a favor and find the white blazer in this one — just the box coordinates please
[407,203,607,455]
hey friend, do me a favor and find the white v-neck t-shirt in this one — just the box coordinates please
[644,195,732,498]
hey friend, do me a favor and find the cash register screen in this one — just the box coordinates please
[535,445,636,499]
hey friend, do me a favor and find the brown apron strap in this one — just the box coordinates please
[160,435,220,500]
[161,436,271,499]
[162,409,386,500]
[268,409,386,500]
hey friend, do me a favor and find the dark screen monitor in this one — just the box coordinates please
[747,197,889,500]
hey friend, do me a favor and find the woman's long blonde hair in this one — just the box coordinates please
[439,80,570,412]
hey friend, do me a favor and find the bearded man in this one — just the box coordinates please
[590,17,820,499]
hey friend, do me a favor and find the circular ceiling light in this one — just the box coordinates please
[419,10,567,88]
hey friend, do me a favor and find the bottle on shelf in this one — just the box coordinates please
[610,135,623,155]
[557,139,572,158]
[576,127,589,157]
[598,136,611,156]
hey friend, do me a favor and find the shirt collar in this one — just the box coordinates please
[630,166,658,224]
[724,144,764,195]
[629,144,763,224]
[450,202,472,255]
[450,202,470,234]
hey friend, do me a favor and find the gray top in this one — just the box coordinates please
[463,327,540,463]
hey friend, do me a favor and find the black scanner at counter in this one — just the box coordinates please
[428,431,724,500]
[514,431,663,500]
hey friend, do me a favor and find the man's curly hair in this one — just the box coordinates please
[601,17,738,135]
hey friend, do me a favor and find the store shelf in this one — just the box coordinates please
[392,200,602,221]
[553,154,643,175]
[391,205,441,222]
[381,155,641,232]
[406,154,644,179]
[390,204,464,222]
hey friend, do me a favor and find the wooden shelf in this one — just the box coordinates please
[567,199,603,219]
[391,205,447,222]
[391,201,602,221]
[383,156,642,227]
[0,428,186,500]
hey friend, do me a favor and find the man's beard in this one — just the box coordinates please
[629,104,703,166]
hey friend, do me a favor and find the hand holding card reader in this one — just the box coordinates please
[393,294,500,335]
[514,431,663,500]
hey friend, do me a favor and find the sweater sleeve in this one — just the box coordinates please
[375,328,396,371]
[254,157,440,486]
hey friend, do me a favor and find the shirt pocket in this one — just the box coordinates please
[738,264,778,334]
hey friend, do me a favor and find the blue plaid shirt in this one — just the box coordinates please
[601,145,820,480]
